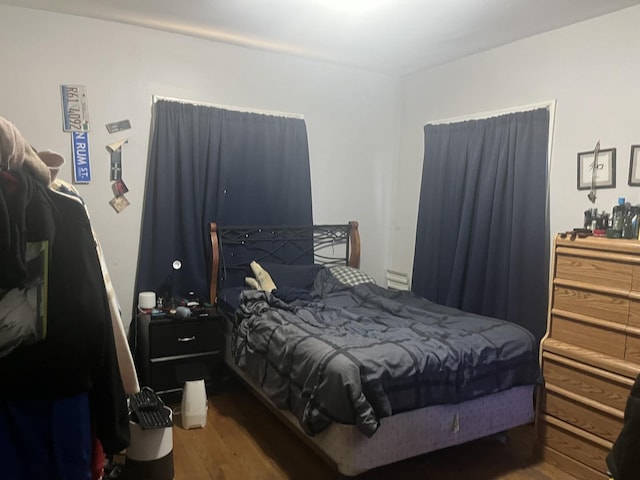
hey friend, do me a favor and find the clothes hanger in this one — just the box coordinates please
[0,152,19,188]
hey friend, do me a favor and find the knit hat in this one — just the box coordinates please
[37,150,65,181]
[0,116,50,186]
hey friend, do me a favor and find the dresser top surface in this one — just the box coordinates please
[556,235,640,255]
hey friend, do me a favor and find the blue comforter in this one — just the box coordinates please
[231,269,539,437]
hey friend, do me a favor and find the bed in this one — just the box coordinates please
[209,221,539,476]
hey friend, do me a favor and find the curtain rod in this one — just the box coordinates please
[425,100,554,126]
[425,99,557,170]
[152,95,304,119]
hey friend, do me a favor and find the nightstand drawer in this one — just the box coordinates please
[150,317,223,358]
[150,353,222,393]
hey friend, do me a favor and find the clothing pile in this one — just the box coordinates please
[0,116,135,480]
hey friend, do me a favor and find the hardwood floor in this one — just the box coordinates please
[166,380,581,480]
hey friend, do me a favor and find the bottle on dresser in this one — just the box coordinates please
[610,197,626,238]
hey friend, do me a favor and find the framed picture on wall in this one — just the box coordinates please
[577,148,616,190]
[628,145,640,186]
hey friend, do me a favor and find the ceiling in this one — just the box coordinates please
[3,0,640,75]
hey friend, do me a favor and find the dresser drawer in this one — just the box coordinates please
[541,446,608,480]
[556,252,632,290]
[549,315,626,358]
[624,330,640,364]
[540,415,611,475]
[553,285,628,325]
[628,298,640,328]
[542,389,622,442]
[631,264,640,292]
[542,353,632,411]
[150,317,223,358]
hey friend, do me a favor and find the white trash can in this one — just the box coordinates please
[124,406,174,480]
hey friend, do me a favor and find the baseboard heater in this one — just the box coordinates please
[386,269,410,291]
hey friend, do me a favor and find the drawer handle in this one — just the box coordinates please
[177,336,196,342]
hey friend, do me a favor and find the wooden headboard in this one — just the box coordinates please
[209,221,360,303]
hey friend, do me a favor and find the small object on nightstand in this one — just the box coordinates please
[186,291,199,308]
[138,291,156,312]
[173,306,191,318]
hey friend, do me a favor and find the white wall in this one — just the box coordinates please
[6,4,636,331]
[0,5,400,329]
[392,5,640,276]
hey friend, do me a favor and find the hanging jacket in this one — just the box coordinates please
[0,288,37,357]
[0,186,130,453]
[49,176,140,395]
[607,372,640,480]
[0,115,129,454]
[0,169,56,355]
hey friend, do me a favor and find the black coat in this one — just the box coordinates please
[607,372,640,480]
[0,174,129,454]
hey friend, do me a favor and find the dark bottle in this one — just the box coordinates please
[584,208,601,230]
[624,205,640,239]
[623,207,634,239]
[611,197,626,238]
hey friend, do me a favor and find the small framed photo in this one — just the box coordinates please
[628,145,640,186]
[109,194,130,214]
[577,148,616,190]
[112,179,129,197]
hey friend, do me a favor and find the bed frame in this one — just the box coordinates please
[209,221,360,304]
[208,221,535,476]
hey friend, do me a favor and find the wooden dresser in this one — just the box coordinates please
[540,235,640,479]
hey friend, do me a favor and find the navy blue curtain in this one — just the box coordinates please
[412,108,549,341]
[134,100,312,303]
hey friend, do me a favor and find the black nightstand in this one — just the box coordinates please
[133,311,224,403]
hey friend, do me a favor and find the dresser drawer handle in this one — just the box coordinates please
[177,336,196,342]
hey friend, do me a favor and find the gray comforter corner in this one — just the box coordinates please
[231,273,539,438]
